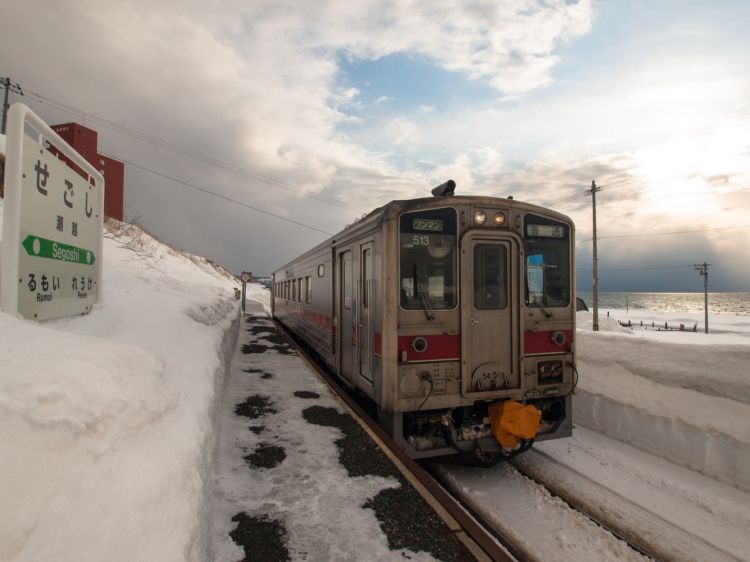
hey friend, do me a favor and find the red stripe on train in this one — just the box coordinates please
[524,329,573,355]
[277,302,334,333]
[396,334,461,362]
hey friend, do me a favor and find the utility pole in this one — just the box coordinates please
[694,262,710,333]
[1,76,10,135]
[586,180,602,331]
[1,76,22,135]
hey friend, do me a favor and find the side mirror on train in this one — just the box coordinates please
[431,179,456,197]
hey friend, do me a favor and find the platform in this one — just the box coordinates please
[207,300,478,561]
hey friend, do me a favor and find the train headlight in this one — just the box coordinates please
[474,211,487,225]
[493,212,506,226]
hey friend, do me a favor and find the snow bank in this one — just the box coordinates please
[0,203,241,562]
[574,311,750,492]
[532,428,750,561]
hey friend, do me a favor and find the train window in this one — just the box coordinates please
[362,248,371,308]
[474,244,508,309]
[318,264,325,277]
[524,214,571,308]
[399,207,458,310]
[298,278,303,302]
[305,276,312,303]
[343,253,352,310]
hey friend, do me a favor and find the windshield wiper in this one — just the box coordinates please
[417,282,435,321]
[537,295,553,318]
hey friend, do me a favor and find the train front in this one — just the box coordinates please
[380,193,575,463]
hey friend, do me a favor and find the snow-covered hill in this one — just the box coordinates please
[0,201,241,562]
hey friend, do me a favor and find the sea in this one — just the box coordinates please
[576,292,750,315]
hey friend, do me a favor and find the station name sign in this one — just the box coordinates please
[0,103,104,321]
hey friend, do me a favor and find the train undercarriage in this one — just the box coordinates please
[379,395,571,464]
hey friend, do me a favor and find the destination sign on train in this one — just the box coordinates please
[413,219,443,231]
[526,224,565,238]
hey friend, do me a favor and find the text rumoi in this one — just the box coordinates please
[22,235,96,265]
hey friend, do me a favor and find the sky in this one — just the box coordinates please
[1,0,749,291]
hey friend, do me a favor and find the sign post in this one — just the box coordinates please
[240,271,251,315]
[0,103,104,321]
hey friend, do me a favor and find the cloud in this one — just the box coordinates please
[4,0,749,290]
[296,0,594,96]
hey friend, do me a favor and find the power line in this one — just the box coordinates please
[4,78,363,212]
[597,176,644,190]
[104,154,334,236]
[577,264,694,273]
[590,224,750,240]
[546,176,645,209]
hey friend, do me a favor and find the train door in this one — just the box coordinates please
[358,243,373,381]
[338,249,354,385]
[460,234,519,396]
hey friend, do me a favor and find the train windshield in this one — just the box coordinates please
[524,215,571,308]
[399,207,458,311]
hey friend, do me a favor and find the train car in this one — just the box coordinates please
[272,181,575,463]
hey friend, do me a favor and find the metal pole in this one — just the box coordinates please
[1,76,10,134]
[693,262,709,334]
[241,279,247,315]
[587,180,601,331]
[704,266,708,334]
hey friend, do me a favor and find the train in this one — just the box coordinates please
[272,181,576,463]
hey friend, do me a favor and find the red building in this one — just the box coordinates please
[50,122,125,221]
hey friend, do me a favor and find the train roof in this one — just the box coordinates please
[274,193,574,274]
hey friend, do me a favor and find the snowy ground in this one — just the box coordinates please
[438,308,750,562]
[207,304,472,561]
[0,199,241,562]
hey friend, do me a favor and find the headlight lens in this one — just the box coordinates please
[474,210,487,225]
[493,212,506,226]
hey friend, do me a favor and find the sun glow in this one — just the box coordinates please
[634,124,750,218]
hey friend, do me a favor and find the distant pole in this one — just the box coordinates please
[586,180,602,331]
[694,262,710,333]
[1,77,22,135]
[1,76,10,134]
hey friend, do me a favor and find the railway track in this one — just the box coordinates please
[512,449,743,562]
[273,317,656,562]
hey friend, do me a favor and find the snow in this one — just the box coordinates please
[574,310,750,490]
[433,462,649,562]
[439,306,750,561]
[207,307,438,561]
[3,181,750,561]
[1,199,241,562]
[527,429,750,561]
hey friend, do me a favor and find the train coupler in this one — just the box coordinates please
[487,400,542,450]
